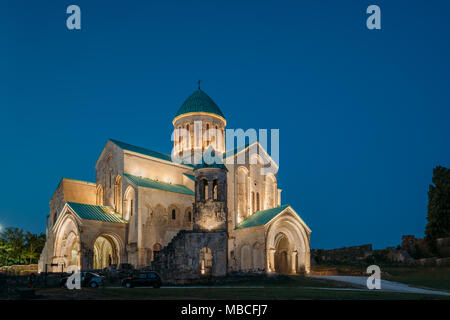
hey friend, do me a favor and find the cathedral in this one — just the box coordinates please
[38,87,311,281]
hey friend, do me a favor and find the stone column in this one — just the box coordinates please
[267,248,275,272]
[80,249,94,270]
[291,251,298,274]
[304,251,311,274]
[208,180,213,200]
[137,248,147,268]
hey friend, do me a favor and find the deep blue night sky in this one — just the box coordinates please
[1,1,449,249]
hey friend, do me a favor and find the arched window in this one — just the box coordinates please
[186,124,190,148]
[205,123,210,148]
[212,179,218,200]
[96,184,103,206]
[256,192,260,211]
[188,211,192,221]
[130,199,134,216]
[199,247,213,275]
[52,212,57,226]
[201,179,208,201]
[123,186,135,221]
[172,209,176,220]
[251,192,255,214]
[114,175,122,213]
[215,126,219,149]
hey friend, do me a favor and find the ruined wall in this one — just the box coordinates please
[135,187,194,267]
[151,230,227,283]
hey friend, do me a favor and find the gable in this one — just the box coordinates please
[124,173,195,196]
[224,141,279,172]
[234,204,311,233]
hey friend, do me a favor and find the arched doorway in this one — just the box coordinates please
[53,214,81,272]
[199,247,213,275]
[93,235,120,269]
[274,234,290,274]
[153,243,162,260]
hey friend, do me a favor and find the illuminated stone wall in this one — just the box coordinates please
[151,230,227,283]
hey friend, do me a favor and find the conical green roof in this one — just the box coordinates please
[175,89,225,119]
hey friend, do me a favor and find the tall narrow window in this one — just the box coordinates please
[212,180,218,200]
[251,192,255,214]
[188,211,192,222]
[256,192,260,211]
[130,199,134,216]
[202,179,208,201]
[172,209,176,220]
[186,124,190,148]
[215,126,219,149]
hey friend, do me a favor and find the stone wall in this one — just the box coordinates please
[0,264,38,275]
[151,230,227,284]
[311,244,373,265]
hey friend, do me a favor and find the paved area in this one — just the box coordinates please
[308,275,450,296]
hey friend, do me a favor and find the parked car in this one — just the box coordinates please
[118,263,134,272]
[60,272,105,288]
[121,272,162,288]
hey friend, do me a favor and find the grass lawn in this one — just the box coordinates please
[383,267,450,292]
[28,274,450,300]
[33,286,450,300]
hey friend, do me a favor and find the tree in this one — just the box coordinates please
[425,166,450,252]
[0,227,46,266]
[24,232,46,264]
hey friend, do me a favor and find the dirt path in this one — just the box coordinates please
[308,275,450,296]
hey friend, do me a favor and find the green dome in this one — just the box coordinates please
[175,89,225,119]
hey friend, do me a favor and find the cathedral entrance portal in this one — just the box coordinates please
[93,235,120,269]
[274,234,290,274]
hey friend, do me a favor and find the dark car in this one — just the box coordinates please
[60,272,105,288]
[121,272,161,288]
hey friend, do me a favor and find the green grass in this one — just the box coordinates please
[383,267,450,291]
[33,286,450,300]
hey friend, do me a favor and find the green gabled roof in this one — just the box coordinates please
[67,202,126,224]
[175,89,225,119]
[124,173,195,196]
[110,139,173,163]
[234,204,290,230]
[183,173,195,181]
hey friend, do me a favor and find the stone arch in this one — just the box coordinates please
[168,204,180,226]
[252,242,264,271]
[266,212,310,274]
[184,207,193,225]
[274,233,290,274]
[265,173,276,209]
[236,166,249,223]
[240,244,252,271]
[91,232,124,270]
[152,204,167,226]
[199,247,213,275]
[200,179,208,201]
[212,179,218,200]
[123,186,135,221]
[184,121,192,149]
[153,243,162,260]
[53,213,81,272]
[114,175,122,213]
[96,184,103,206]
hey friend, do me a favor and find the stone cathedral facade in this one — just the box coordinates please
[38,88,311,280]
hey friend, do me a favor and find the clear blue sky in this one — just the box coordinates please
[1,0,449,249]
